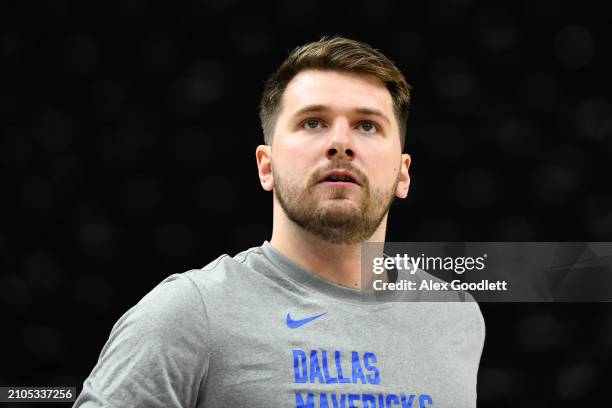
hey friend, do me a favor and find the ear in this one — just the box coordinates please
[256,145,274,191]
[395,153,411,199]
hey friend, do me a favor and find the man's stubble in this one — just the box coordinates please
[273,160,400,245]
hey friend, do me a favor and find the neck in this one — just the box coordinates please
[270,204,389,289]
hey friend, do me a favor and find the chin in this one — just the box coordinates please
[318,206,363,224]
[319,199,361,212]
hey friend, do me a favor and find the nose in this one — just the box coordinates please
[325,121,355,161]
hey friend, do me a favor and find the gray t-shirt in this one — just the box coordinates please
[75,241,485,407]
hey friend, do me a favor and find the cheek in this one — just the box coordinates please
[273,145,318,178]
[364,156,398,187]
[273,157,308,187]
[371,171,397,192]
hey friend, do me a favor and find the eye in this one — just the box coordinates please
[358,121,378,133]
[302,119,323,130]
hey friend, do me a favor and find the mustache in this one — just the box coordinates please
[308,160,368,188]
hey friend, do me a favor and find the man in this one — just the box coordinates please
[75,37,485,408]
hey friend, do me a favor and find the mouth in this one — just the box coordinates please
[318,169,362,187]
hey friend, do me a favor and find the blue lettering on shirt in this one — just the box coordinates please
[322,350,338,384]
[295,392,315,408]
[364,352,380,384]
[348,393,360,408]
[419,395,433,407]
[351,351,367,384]
[292,349,433,407]
[362,393,376,408]
[335,351,350,384]
[386,394,400,407]
[320,393,329,408]
[400,394,415,408]
[331,393,346,408]
[293,349,308,383]
[309,350,325,383]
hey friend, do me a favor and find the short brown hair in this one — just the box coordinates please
[259,36,411,149]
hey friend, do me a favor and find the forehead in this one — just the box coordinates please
[281,69,394,116]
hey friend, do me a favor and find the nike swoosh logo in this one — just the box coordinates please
[286,312,326,329]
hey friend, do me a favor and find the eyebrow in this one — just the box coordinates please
[292,104,391,125]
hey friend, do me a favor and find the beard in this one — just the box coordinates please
[273,161,399,245]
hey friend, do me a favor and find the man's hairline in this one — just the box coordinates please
[265,69,403,147]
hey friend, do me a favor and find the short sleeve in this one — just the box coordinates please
[74,274,211,408]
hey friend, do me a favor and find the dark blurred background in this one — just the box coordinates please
[1,0,611,406]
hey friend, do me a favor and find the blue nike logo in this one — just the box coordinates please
[286,312,326,329]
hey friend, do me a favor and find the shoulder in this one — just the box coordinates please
[402,267,486,337]
[180,246,266,293]
[111,273,209,341]
[413,268,487,345]
[409,267,477,302]
[76,274,211,407]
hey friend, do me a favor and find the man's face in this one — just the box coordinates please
[261,69,411,244]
